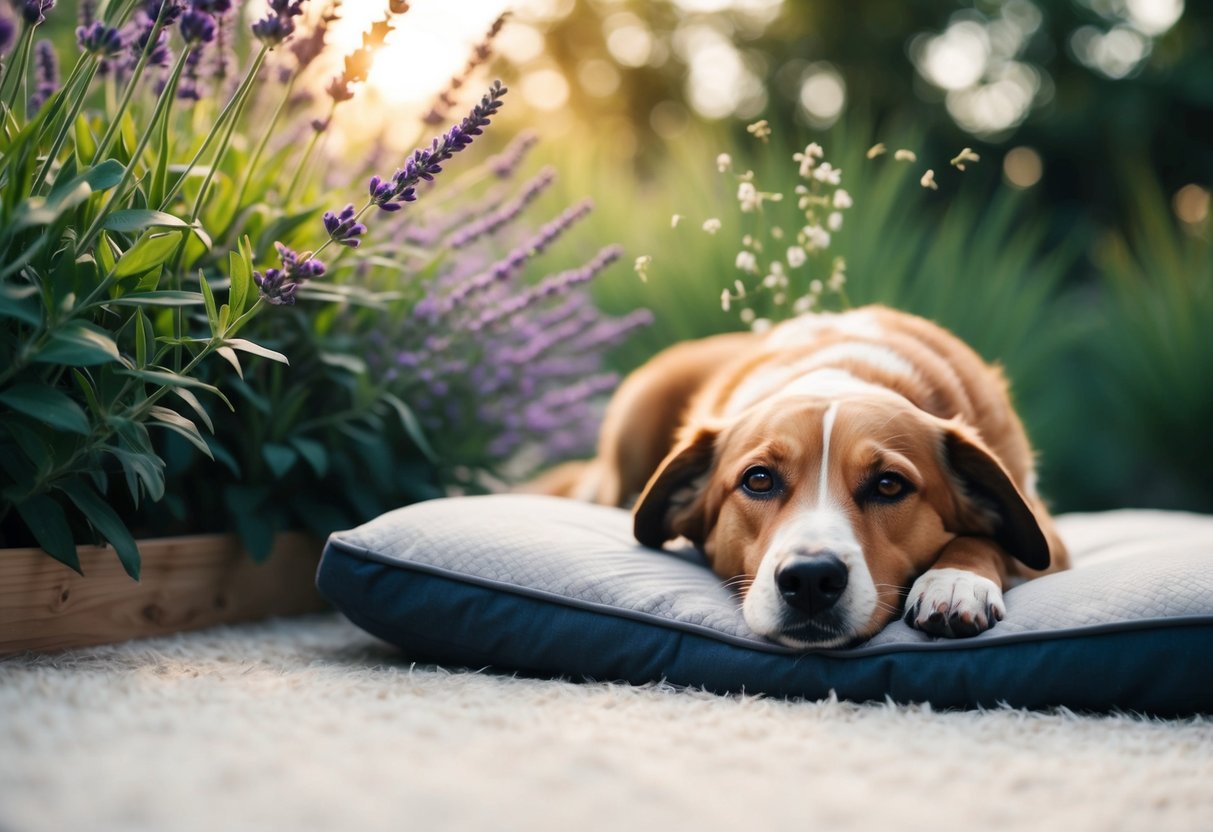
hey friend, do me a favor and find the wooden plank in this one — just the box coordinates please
[0,533,327,655]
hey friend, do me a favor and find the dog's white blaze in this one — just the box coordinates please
[726,367,899,416]
[818,401,839,506]
[765,309,885,347]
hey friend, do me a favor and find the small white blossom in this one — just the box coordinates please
[950,147,981,171]
[670,214,681,228]
[786,245,807,268]
[894,149,917,162]
[633,255,652,282]
[769,260,785,276]
[866,143,887,159]
[716,153,732,173]
[735,251,758,274]
[746,119,772,142]
[809,279,824,295]
[737,181,761,213]
[773,292,786,306]
[740,308,756,324]
[702,218,722,235]
[827,211,843,232]
[833,188,853,209]
[771,226,784,240]
[763,273,780,288]
[793,142,824,178]
[734,279,747,297]
[720,289,731,311]
[828,270,847,292]
[793,295,816,314]
[751,317,772,334]
[813,161,842,186]
[802,224,831,250]
[920,169,939,190]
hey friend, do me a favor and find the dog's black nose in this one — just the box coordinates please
[776,554,848,615]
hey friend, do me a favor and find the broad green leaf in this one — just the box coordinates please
[99,290,204,308]
[96,232,117,274]
[147,405,214,459]
[12,182,93,231]
[5,416,52,472]
[224,337,288,364]
[113,231,183,279]
[319,352,365,374]
[104,445,166,505]
[382,392,437,463]
[0,283,42,325]
[72,369,103,417]
[73,114,98,168]
[0,383,91,434]
[290,436,328,477]
[34,322,123,366]
[262,442,299,478]
[51,158,123,200]
[103,208,190,234]
[60,479,141,580]
[16,495,81,573]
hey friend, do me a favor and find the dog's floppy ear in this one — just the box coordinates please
[942,424,1050,570]
[633,427,718,550]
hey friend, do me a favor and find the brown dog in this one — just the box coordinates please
[531,306,1068,648]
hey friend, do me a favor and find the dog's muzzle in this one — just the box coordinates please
[775,552,849,616]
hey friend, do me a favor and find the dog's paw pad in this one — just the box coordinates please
[903,568,1005,638]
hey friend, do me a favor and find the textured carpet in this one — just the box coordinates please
[1,614,1210,832]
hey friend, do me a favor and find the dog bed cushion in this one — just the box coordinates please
[316,495,1213,715]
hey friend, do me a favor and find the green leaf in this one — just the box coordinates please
[51,158,123,200]
[113,231,183,279]
[119,368,234,409]
[15,495,81,573]
[34,322,124,366]
[60,479,141,580]
[147,405,214,459]
[5,416,52,472]
[224,338,288,365]
[99,290,204,308]
[103,208,190,234]
[96,232,117,274]
[0,383,91,435]
[382,392,437,463]
[319,352,366,374]
[199,270,219,330]
[74,115,98,167]
[72,369,103,417]
[229,247,251,318]
[12,182,93,231]
[171,387,214,433]
[215,345,243,379]
[290,436,328,477]
[134,309,151,368]
[261,442,298,478]
[0,283,42,325]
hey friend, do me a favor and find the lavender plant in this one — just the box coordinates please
[1,1,648,571]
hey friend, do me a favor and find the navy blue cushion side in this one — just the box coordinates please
[317,540,1213,716]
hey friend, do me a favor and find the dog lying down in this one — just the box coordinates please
[532,305,1070,649]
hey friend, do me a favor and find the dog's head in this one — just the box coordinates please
[633,394,1049,648]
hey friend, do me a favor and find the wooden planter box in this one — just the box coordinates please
[0,533,328,656]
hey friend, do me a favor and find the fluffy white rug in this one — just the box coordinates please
[1,614,1210,832]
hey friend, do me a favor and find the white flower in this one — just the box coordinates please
[828,270,847,292]
[813,161,842,186]
[739,308,756,324]
[773,292,786,306]
[894,149,917,162]
[716,153,732,173]
[809,279,824,296]
[771,226,784,240]
[833,188,853,209]
[737,181,760,213]
[746,119,771,142]
[793,295,816,314]
[702,218,722,235]
[827,211,843,232]
[802,224,831,250]
[793,143,824,177]
[786,246,807,268]
[734,279,747,297]
[735,251,758,273]
[670,214,681,228]
[763,273,780,288]
[920,169,939,190]
[950,147,981,171]
[751,317,772,334]
[866,143,887,159]
[769,260,785,276]
[633,255,652,282]
[720,289,731,312]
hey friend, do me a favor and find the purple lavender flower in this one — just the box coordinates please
[21,1,55,25]
[252,0,303,47]
[487,131,538,179]
[323,204,367,248]
[77,21,124,57]
[28,39,59,112]
[78,0,95,25]
[449,166,555,249]
[129,11,171,67]
[253,243,325,306]
[191,0,232,12]
[179,9,215,43]
[1,13,18,53]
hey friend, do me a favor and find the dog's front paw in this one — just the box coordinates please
[903,568,1005,638]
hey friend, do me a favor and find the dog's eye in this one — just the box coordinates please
[866,472,913,503]
[741,466,776,496]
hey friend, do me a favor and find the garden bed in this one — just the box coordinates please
[0,533,326,655]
